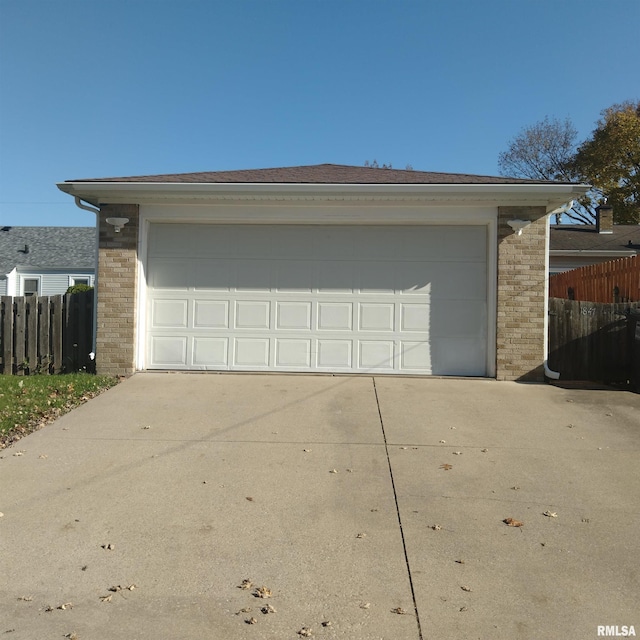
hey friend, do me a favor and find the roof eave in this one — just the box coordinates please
[549,249,638,257]
[57,181,590,212]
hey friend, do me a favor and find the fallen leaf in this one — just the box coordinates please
[399,446,408,450]
[321,621,332,627]
[503,518,524,527]
[45,606,54,612]
[253,586,272,599]
[101,543,114,550]
[439,463,453,471]
[236,607,252,614]
[455,559,465,564]
[439,440,446,444]
[391,607,407,614]
[481,448,488,453]
[238,579,253,590]
[58,603,73,610]
[431,524,442,531]
[298,628,313,637]
[543,511,558,518]
[38,454,48,459]
[303,449,312,452]
[329,469,339,474]
[81,566,88,571]
[261,604,276,614]
[142,426,150,430]
[108,586,122,592]
[582,518,590,523]
[246,617,258,625]
[356,532,367,538]
[460,606,468,612]
[64,634,79,640]
[100,595,113,603]
[510,486,520,491]
[346,468,354,473]
[126,584,136,590]
[246,497,254,502]
[17,596,33,601]
[360,602,371,609]
[460,586,473,592]
[452,451,462,455]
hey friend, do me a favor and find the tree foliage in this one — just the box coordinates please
[499,102,640,224]
[498,117,594,223]
[573,101,640,224]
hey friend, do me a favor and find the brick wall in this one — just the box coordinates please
[496,206,548,381]
[96,204,139,376]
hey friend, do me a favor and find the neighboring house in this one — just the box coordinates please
[549,205,640,274]
[0,226,95,296]
[57,164,588,381]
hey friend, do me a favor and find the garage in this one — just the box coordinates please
[145,222,488,375]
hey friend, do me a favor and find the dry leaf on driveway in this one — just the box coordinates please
[439,463,453,471]
[238,579,253,590]
[543,511,558,518]
[298,628,313,637]
[253,586,272,598]
[503,518,524,527]
[391,607,407,614]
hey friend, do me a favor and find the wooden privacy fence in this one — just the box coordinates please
[548,297,640,382]
[0,290,94,375]
[549,254,640,303]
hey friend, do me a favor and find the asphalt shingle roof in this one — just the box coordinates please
[67,163,573,185]
[550,225,640,252]
[0,227,96,274]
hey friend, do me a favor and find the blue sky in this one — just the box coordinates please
[0,0,638,227]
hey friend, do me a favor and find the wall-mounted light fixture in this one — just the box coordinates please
[507,219,531,236]
[105,217,129,233]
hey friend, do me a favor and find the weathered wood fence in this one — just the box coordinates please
[548,297,640,382]
[0,291,94,375]
[549,254,640,302]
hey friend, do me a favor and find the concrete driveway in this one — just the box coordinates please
[1,374,639,640]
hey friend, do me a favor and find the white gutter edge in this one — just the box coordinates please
[72,197,100,356]
[550,250,637,257]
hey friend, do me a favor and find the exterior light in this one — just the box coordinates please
[105,217,129,232]
[507,219,531,236]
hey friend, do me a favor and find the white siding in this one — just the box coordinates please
[0,277,6,296]
[14,270,95,296]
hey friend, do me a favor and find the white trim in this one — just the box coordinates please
[135,203,499,376]
[68,275,92,287]
[59,181,590,213]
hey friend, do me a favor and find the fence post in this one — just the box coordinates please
[1,296,14,374]
[51,295,63,373]
[27,295,38,374]
[14,297,26,375]
[39,297,51,373]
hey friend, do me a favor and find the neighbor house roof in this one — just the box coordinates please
[66,163,573,185]
[0,227,96,274]
[549,224,640,254]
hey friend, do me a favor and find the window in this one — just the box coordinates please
[71,277,90,286]
[23,278,39,296]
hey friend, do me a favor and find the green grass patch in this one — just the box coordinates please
[0,373,119,448]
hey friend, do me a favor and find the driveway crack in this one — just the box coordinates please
[372,377,424,640]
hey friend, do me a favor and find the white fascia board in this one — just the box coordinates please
[57,181,590,211]
[549,250,637,257]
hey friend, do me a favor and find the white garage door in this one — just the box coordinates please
[145,224,488,375]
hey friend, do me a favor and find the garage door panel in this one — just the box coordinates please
[317,262,355,293]
[358,262,396,293]
[193,260,232,291]
[235,301,271,329]
[276,302,311,330]
[193,337,228,366]
[151,299,188,328]
[146,224,489,376]
[194,300,228,328]
[236,260,274,291]
[318,303,353,331]
[359,341,395,369]
[275,261,314,292]
[359,303,394,331]
[317,340,352,368]
[234,338,270,366]
[148,259,190,289]
[151,336,187,366]
[276,339,312,367]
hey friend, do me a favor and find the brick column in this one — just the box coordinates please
[96,204,139,376]
[496,206,548,381]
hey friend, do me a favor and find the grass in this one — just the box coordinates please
[0,373,119,449]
